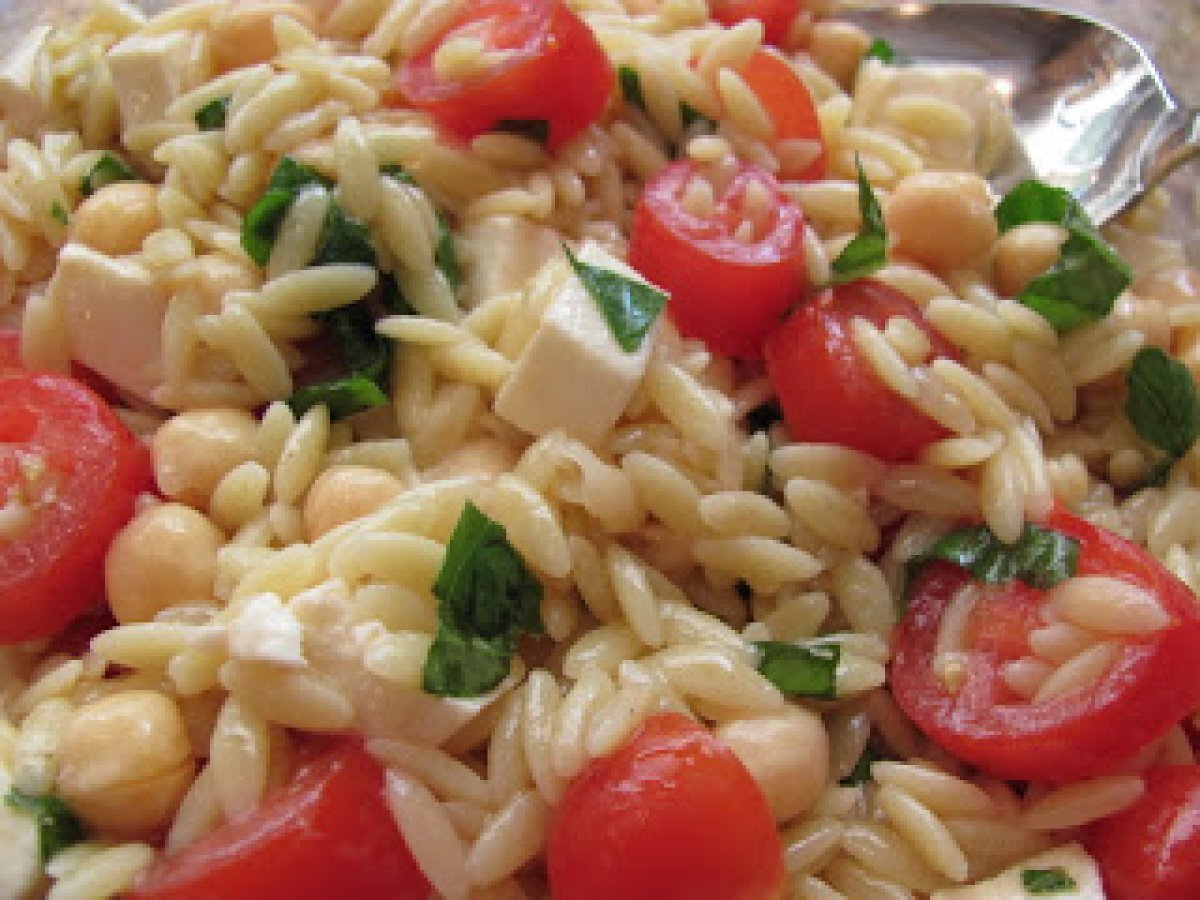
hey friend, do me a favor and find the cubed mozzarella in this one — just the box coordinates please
[460,215,560,309]
[48,243,168,404]
[494,242,663,444]
[931,843,1104,900]
[0,761,45,899]
[0,26,52,138]
[106,30,203,131]
[227,592,307,667]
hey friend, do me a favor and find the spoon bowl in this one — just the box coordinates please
[839,1,1199,225]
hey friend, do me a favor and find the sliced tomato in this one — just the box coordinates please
[547,712,784,900]
[629,159,807,359]
[0,327,20,371]
[891,508,1200,783]
[764,279,954,462]
[1086,765,1200,900]
[711,0,802,47]
[0,371,151,644]
[738,50,825,181]
[127,742,431,900]
[394,0,613,151]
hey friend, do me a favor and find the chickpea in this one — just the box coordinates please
[885,172,998,272]
[808,20,873,90]
[71,182,160,257]
[152,409,259,509]
[105,502,224,623]
[210,2,317,73]
[715,707,829,822]
[303,465,404,540]
[56,691,195,840]
[993,221,1068,296]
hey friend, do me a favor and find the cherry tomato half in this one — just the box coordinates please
[127,742,431,900]
[892,508,1200,783]
[547,712,784,900]
[764,279,954,462]
[711,0,802,47]
[0,327,20,371]
[394,0,613,151]
[629,160,807,359]
[738,50,825,181]
[0,371,151,644]
[1086,764,1200,900]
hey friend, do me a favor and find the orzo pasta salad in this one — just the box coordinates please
[1,0,1199,897]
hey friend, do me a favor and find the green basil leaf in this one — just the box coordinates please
[907,523,1079,594]
[563,245,666,353]
[1021,867,1078,894]
[618,64,645,109]
[79,152,137,198]
[435,213,461,291]
[754,641,840,699]
[312,202,376,268]
[831,158,887,284]
[194,95,231,131]
[241,157,333,266]
[994,181,1086,234]
[493,118,550,144]
[267,156,332,194]
[4,788,85,863]
[1126,346,1200,483]
[50,200,68,225]
[839,744,881,786]
[286,375,388,421]
[381,163,416,185]
[377,271,413,316]
[680,101,717,132]
[316,301,390,387]
[423,502,545,697]
[864,38,897,64]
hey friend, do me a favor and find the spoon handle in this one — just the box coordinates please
[1140,107,1200,209]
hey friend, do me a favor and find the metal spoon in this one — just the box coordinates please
[839,1,1199,226]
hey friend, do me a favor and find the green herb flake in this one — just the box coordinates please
[4,788,85,863]
[435,213,461,291]
[79,153,137,198]
[563,245,667,353]
[754,641,840,699]
[493,118,550,145]
[1021,866,1078,894]
[864,38,897,64]
[679,101,717,132]
[194,95,231,131]
[1126,346,1200,484]
[994,180,1131,330]
[240,157,333,266]
[618,64,645,109]
[312,202,376,268]
[380,163,416,185]
[422,502,545,697]
[839,744,881,786]
[907,523,1079,596]
[267,157,333,194]
[287,374,388,421]
[50,200,68,225]
[831,158,887,284]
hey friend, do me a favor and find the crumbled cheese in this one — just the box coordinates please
[226,593,307,667]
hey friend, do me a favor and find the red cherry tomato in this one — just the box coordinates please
[891,508,1200,783]
[629,160,807,359]
[127,742,431,900]
[764,279,954,462]
[1086,765,1200,900]
[711,0,802,47]
[0,327,20,371]
[738,50,825,181]
[0,371,151,644]
[547,712,784,900]
[394,0,613,151]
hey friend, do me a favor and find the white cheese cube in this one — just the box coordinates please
[106,31,202,131]
[227,592,307,667]
[0,761,46,900]
[494,242,663,444]
[931,843,1105,900]
[461,215,560,309]
[48,243,168,404]
[0,26,52,138]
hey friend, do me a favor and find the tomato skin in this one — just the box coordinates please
[891,509,1200,783]
[0,327,20,371]
[738,50,825,181]
[0,372,151,644]
[1086,765,1200,900]
[764,280,954,462]
[127,743,431,900]
[547,712,784,900]
[629,160,807,359]
[394,0,613,151]
[711,0,801,47]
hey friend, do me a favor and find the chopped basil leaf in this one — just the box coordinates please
[435,213,461,291]
[494,118,550,144]
[4,788,85,863]
[194,95,231,131]
[423,502,545,697]
[864,38,897,64]
[381,163,416,185]
[754,641,840,699]
[994,180,1131,330]
[287,374,388,421]
[318,301,390,385]
[831,158,887,284]
[618,64,645,109]
[50,200,68,225]
[378,271,413,315]
[839,744,881,786]
[79,152,137,198]
[268,156,332,194]
[240,156,332,266]
[563,245,666,353]
[907,523,1079,594]
[680,101,716,132]
[312,202,376,268]
[1021,867,1078,894]
[745,400,783,433]
[1126,346,1200,484]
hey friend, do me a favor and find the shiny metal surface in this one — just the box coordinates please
[841,2,1199,225]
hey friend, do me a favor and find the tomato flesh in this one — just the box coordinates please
[629,160,807,359]
[738,50,825,181]
[711,0,802,47]
[0,371,151,644]
[127,742,431,900]
[1086,764,1200,900]
[891,509,1200,783]
[764,279,954,462]
[395,0,613,151]
[548,712,784,900]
